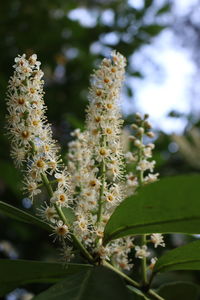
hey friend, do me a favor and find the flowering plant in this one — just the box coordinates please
[1,52,200,300]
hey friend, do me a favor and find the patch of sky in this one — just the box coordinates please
[68,8,98,28]
[100,9,114,26]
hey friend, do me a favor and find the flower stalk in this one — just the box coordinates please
[41,173,94,263]
[103,260,164,300]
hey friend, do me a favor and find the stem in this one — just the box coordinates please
[97,134,106,224]
[103,261,165,300]
[41,172,94,263]
[72,234,94,263]
[103,260,140,288]
[37,179,58,188]
[137,132,148,287]
[141,235,148,285]
[148,290,165,300]
[97,159,106,223]
[29,140,37,155]
[41,173,54,197]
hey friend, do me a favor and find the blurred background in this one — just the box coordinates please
[1,0,200,298]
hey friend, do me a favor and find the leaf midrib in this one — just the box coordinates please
[154,259,200,273]
[75,270,92,300]
[104,215,200,244]
[0,201,53,231]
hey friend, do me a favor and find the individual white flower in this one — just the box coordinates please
[144,173,159,184]
[116,256,133,271]
[135,245,150,259]
[125,172,138,187]
[137,159,156,172]
[54,221,69,240]
[151,233,165,248]
[125,151,136,162]
[149,257,158,270]
[50,189,69,207]
[44,206,57,222]
[95,245,111,260]
[23,180,41,200]
[74,216,88,233]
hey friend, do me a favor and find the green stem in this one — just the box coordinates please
[103,261,164,300]
[103,260,140,288]
[41,173,54,197]
[97,159,106,223]
[72,234,94,263]
[148,290,165,300]
[37,179,58,188]
[41,172,94,263]
[137,132,148,287]
[29,140,37,155]
[97,134,106,224]
[141,234,148,286]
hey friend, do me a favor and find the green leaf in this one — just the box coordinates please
[156,3,171,15]
[154,240,200,273]
[157,282,199,300]
[33,266,133,300]
[103,175,200,244]
[62,207,76,225]
[65,113,84,131]
[0,201,52,232]
[144,0,153,9]
[0,259,92,296]
[141,25,165,36]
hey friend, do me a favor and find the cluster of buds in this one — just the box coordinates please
[123,113,164,267]
[125,113,159,195]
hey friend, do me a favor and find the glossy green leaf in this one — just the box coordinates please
[33,266,134,300]
[0,259,92,296]
[103,175,200,244]
[0,201,52,232]
[154,240,200,273]
[157,282,199,300]
[62,207,76,225]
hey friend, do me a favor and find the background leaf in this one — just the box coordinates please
[0,160,21,196]
[62,207,76,225]
[157,281,200,300]
[103,175,200,244]
[154,240,200,273]
[141,25,165,36]
[0,201,52,232]
[0,259,92,296]
[156,3,171,15]
[33,266,134,300]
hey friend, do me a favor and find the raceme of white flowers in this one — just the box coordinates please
[6,52,165,271]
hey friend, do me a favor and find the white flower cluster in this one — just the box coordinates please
[125,113,159,195]
[124,114,164,267]
[6,54,44,167]
[86,51,126,215]
[67,51,136,269]
[6,54,71,247]
[6,52,166,270]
